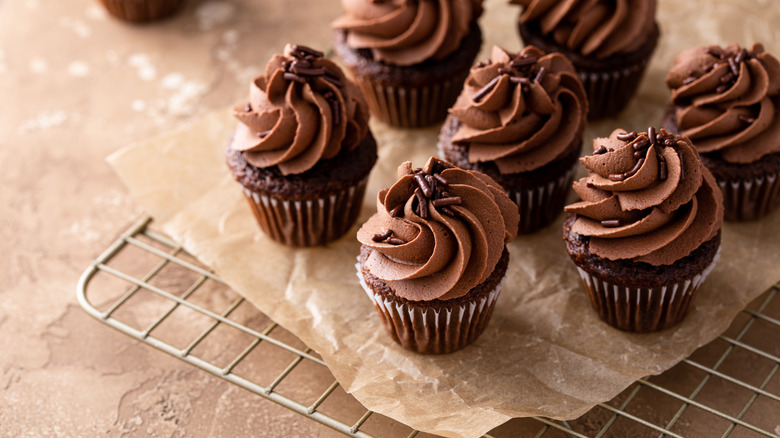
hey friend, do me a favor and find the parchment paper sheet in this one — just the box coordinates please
[109,2,780,436]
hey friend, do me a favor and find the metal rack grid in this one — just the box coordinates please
[77,216,780,438]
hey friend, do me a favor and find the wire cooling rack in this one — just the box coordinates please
[77,215,780,438]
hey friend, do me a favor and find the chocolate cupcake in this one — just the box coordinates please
[226,44,377,247]
[356,157,519,354]
[510,0,659,119]
[439,45,588,233]
[663,43,780,221]
[332,0,484,127]
[98,0,184,22]
[563,128,724,332]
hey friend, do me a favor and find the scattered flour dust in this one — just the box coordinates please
[128,54,157,81]
[29,58,48,74]
[17,111,75,134]
[85,4,108,20]
[195,1,236,30]
[68,61,90,77]
[58,17,92,38]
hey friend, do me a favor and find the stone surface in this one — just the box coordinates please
[2,0,778,437]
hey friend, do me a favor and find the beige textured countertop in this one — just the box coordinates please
[3,1,779,437]
[0,0,351,435]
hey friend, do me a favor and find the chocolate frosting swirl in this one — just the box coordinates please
[665,43,780,164]
[449,45,587,174]
[229,44,370,175]
[564,128,723,266]
[357,157,519,301]
[511,0,657,59]
[332,0,483,66]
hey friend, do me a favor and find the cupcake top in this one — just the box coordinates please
[511,0,657,59]
[229,44,370,175]
[666,43,780,164]
[332,0,484,66]
[449,45,587,174]
[564,128,724,266]
[357,157,519,301]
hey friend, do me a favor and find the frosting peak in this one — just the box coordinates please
[450,45,587,173]
[565,128,723,266]
[230,44,370,175]
[665,43,780,163]
[511,0,657,59]
[332,0,483,66]
[357,157,519,301]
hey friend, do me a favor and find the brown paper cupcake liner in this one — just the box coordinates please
[577,62,649,119]
[507,166,575,234]
[355,74,468,128]
[99,0,184,22]
[242,177,368,247]
[357,263,506,354]
[717,171,780,221]
[575,250,720,332]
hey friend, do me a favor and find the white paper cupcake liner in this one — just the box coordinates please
[242,177,368,247]
[507,166,575,234]
[355,74,467,128]
[718,171,780,221]
[356,261,506,354]
[575,249,720,332]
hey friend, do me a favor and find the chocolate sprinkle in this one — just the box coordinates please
[739,114,756,124]
[510,57,537,68]
[632,138,650,151]
[283,72,307,84]
[290,44,323,59]
[414,188,428,219]
[256,130,271,138]
[386,237,406,245]
[244,103,252,112]
[648,127,657,146]
[616,131,638,142]
[433,173,448,186]
[594,146,608,155]
[608,173,626,182]
[431,196,462,207]
[683,77,697,85]
[728,57,739,76]
[372,229,392,242]
[472,75,502,102]
[389,204,403,218]
[534,66,547,84]
[600,219,622,228]
[626,158,645,178]
[415,174,433,197]
[509,76,530,84]
[659,157,668,181]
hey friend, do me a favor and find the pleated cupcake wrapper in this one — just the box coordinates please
[575,249,720,332]
[577,60,648,119]
[717,171,780,221]
[356,262,506,354]
[507,165,576,234]
[355,73,469,128]
[241,177,368,247]
[99,0,183,22]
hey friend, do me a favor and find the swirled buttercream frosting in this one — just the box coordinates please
[229,44,370,175]
[332,0,483,66]
[665,43,780,164]
[511,0,657,59]
[564,128,723,266]
[449,45,587,174]
[357,157,519,301]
